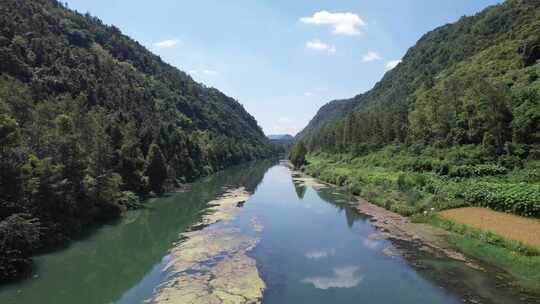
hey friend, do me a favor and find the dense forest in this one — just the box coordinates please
[294,0,540,218]
[299,0,539,155]
[0,0,274,281]
[295,98,358,140]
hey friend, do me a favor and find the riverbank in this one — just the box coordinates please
[301,152,540,294]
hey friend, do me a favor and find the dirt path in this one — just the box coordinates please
[440,207,540,250]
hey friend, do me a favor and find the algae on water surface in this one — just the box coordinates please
[150,188,265,304]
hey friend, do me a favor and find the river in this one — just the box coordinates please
[0,159,531,303]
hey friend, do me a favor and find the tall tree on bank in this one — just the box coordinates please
[145,144,168,195]
[289,141,307,169]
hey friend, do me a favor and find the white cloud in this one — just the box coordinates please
[302,266,364,290]
[301,11,366,36]
[386,59,401,70]
[188,70,198,75]
[154,39,180,48]
[362,51,382,62]
[203,69,218,76]
[306,40,336,54]
[362,239,381,250]
[304,92,314,97]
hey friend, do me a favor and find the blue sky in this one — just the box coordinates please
[65,0,502,135]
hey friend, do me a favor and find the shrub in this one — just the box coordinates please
[347,180,363,195]
[449,164,508,178]
[510,160,540,183]
[117,191,141,210]
[390,203,419,216]
[463,182,540,217]
[397,173,413,191]
[0,214,41,281]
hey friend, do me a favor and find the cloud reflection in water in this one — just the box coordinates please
[302,266,364,290]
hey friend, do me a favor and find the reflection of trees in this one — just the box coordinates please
[220,159,277,194]
[293,181,307,199]
[312,188,368,228]
[3,160,275,304]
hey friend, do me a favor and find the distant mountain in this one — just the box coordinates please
[268,134,295,140]
[267,134,295,147]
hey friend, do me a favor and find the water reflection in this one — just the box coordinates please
[246,164,460,304]
[305,249,336,260]
[302,266,364,290]
[361,238,382,250]
[293,181,307,199]
[0,160,276,304]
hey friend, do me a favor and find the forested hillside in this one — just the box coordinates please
[299,0,540,153]
[0,0,273,280]
[295,98,359,140]
[295,0,540,217]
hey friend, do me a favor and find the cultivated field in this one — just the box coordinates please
[440,207,540,250]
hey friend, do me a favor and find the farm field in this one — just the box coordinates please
[440,207,540,250]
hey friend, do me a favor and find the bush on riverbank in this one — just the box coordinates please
[464,182,540,217]
[304,146,540,218]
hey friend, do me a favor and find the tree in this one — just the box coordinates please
[289,141,307,169]
[145,143,168,195]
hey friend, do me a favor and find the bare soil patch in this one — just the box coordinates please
[440,207,540,250]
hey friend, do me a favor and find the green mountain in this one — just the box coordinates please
[295,98,359,140]
[292,2,540,288]
[268,134,294,141]
[0,0,272,280]
[299,0,540,155]
[268,134,295,151]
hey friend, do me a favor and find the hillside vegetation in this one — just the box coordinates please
[295,98,359,140]
[295,0,539,216]
[293,0,540,290]
[299,0,539,156]
[0,0,273,280]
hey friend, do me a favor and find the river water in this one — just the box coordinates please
[0,160,530,303]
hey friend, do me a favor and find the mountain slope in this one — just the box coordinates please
[0,0,272,280]
[302,0,540,155]
[296,97,359,140]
